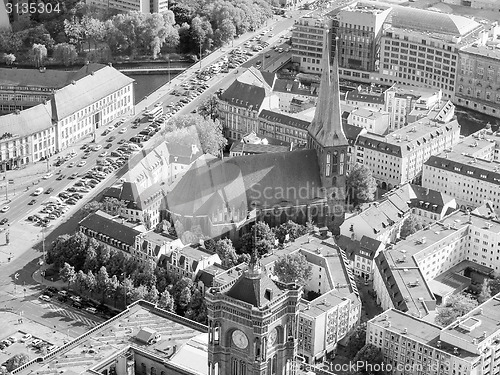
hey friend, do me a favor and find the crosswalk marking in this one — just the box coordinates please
[34,299,99,327]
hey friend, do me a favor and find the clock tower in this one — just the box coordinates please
[206,251,302,375]
[307,30,349,232]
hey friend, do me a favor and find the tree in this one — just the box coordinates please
[215,18,236,47]
[352,344,384,375]
[197,95,219,121]
[59,262,76,288]
[274,221,312,244]
[145,285,159,304]
[96,266,110,302]
[345,323,367,357]
[157,289,175,312]
[4,353,30,372]
[400,214,423,239]
[478,279,492,304]
[273,253,312,285]
[53,43,78,66]
[214,238,238,268]
[82,201,101,217]
[129,285,148,302]
[240,221,276,256]
[107,275,120,304]
[196,118,227,156]
[101,197,126,216]
[3,53,15,66]
[85,270,97,295]
[346,163,377,206]
[74,270,87,294]
[436,293,479,327]
[489,276,500,296]
[83,244,99,273]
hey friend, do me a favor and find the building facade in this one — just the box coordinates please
[347,107,389,135]
[291,12,334,74]
[336,1,391,76]
[355,118,461,189]
[455,41,500,118]
[86,0,169,14]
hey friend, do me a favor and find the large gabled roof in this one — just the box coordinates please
[0,102,54,137]
[51,65,134,120]
[79,211,141,247]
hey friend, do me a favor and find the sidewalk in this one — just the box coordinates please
[32,265,66,289]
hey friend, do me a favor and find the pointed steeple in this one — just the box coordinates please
[308,30,348,147]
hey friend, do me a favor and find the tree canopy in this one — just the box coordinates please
[400,214,423,239]
[273,252,312,285]
[435,293,479,327]
[240,221,276,256]
[346,163,377,206]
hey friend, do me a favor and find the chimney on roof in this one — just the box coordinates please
[453,347,459,355]
[108,62,113,67]
[86,61,90,65]
[437,340,441,348]
[402,328,407,334]
[71,80,76,85]
[14,109,20,115]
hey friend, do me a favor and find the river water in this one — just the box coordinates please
[127,73,500,135]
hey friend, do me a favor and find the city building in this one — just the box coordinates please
[336,1,392,76]
[422,128,500,210]
[0,101,55,170]
[86,0,169,14]
[205,254,302,375]
[13,300,208,375]
[455,38,500,119]
[0,64,135,161]
[161,244,221,280]
[132,232,183,265]
[384,84,444,131]
[441,0,500,11]
[373,204,500,319]
[0,67,75,114]
[355,118,461,189]
[218,68,278,141]
[258,109,311,145]
[367,294,500,375]
[169,31,349,241]
[79,210,142,254]
[378,6,482,99]
[337,235,384,280]
[254,232,361,363]
[291,11,335,74]
[272,78,318,112]
[345,87,385,111]
[52,64,134,151]
[347,107,390,135]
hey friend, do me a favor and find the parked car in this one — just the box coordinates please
[28,199,37,205]
[1,206,10,213]
[0,218,8,225]
[39,294,51,302]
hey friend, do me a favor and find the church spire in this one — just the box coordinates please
[308,29,348,148]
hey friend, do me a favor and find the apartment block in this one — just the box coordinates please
[456,40,500,119]
[366,302,500,375]
[374,205,500,319]
[347,107,389,135]
[336,1,391,75]
[291,11,335,74]
[355,118,461,189]
[422,129,500,210]
[378,7,482,99]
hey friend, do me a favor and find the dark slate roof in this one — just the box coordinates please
[219,80,267,110]
[424,154,500,186]
[409,184,453,214]
[336,235,358,261]
[359,236,382,259]
[104,186,122,200]
[261,71,276,88]
[120,181,141,203]
[343,123,366,143]
[167,149,323,218]
[259,109,311,130]
[345,90,385,104]
[226,269,283,307]
[79,212,141,247]
[196,264,227,288]
[0,68,72,88]
[229,141,290,154]
[273,79,319,97]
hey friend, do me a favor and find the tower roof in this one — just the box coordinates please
[308,31,348,147]
[226,268,284,308]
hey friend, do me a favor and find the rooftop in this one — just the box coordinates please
[18,301,207,375]
[425,152,500,185]
[229,141,291,154]
[460,42,500,60]
[79,211,141,247]
[259,109,312,130]
[358,118,460,157]
[350,108,389,120]
[0,101,53,137]
[388,83,441,99]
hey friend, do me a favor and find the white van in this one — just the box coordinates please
[33,187,44,196]
[128,144,141,151]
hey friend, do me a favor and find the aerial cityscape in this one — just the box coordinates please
[0,0,499,374]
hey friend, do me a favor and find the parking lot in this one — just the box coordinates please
[0,330,57,369]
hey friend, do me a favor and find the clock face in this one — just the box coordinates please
[232,330,249,349]
[268,327,278,346]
